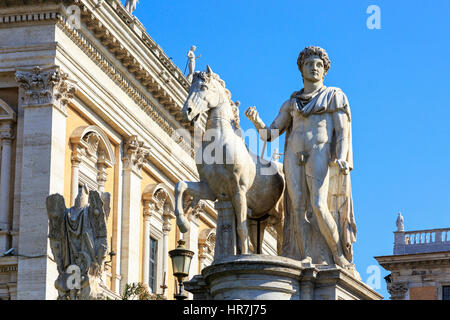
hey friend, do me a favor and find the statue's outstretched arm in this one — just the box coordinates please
[245,100,291,142]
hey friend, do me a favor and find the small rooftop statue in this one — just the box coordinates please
[125,0,139,14]
[396,212,404,232]
[186,45,201,83]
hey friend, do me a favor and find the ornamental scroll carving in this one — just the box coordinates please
[123,135,151,172]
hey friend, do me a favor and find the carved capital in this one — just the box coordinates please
[387,282,408,300]
[0,121,15,142]
[123,135,151,173]
[71,145,84,166]
[15,66,76,113]
[143,200,155,219]
[162,217,171,233]
[184,198,205,224]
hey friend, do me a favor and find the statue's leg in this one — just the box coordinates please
[230,182,249,254]
[305,148,350,267]
[247,217,257,253]
[174,181,216,233]
[284,151,312,262]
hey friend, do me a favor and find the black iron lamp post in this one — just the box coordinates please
[169,239,194,300]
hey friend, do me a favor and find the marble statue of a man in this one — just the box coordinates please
[245,46,356,269]
[125,0,139,14]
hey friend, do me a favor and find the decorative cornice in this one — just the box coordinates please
[0,1,195,156]
[15,66,76,114]
[56,16,194,156]
[375,251,450,271]
[104,0,191,91]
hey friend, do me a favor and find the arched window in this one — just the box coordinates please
[142,183,175,296]
[69,125,116,205]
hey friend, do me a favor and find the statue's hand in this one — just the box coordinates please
[334,159,350,175]
[245,106,261,126]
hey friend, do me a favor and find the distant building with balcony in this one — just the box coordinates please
[375,213,450,300]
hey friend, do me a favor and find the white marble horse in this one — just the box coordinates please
[174,66,285,255]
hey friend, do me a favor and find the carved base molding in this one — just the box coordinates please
[185,255,383,300]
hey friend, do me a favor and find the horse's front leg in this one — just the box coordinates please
[174,181,216,233]
[230,184,249,254]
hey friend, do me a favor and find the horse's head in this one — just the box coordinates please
[182,65,227,125]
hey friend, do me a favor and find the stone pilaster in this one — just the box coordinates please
[120,135,150,291]
[14,66,76,299]
[0,121,15,252]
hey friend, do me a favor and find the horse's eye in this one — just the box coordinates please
[201,84,208,90]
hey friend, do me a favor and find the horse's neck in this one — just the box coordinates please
[205,102,234,131]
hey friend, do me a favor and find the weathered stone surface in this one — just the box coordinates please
[46,186,110,300]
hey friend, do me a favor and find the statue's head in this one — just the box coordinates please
[190,45,196,51]
[182,65,225,123]
[74,184,89,208]
[297,46,331,82]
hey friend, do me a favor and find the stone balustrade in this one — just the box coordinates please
[394,227,450,255]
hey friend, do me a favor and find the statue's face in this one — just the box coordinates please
[301,55,325,82]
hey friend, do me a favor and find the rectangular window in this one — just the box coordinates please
[149,237,158,292]
[443,286,450,300]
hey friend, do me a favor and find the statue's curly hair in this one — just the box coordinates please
[297,46,331,77]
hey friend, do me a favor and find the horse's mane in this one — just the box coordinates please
[194,71,241,130]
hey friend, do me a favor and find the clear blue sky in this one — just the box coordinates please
[126,0,450,298]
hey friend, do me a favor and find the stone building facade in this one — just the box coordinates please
[0,0,278,300]
[375,223,450,300]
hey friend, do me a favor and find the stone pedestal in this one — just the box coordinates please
[185,255,383,300]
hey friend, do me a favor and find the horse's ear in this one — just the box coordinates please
[206,65,213,75]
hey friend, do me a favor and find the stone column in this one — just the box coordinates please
[14,66,76,299]
[142,200,154,287]
[0,121,15,252]
[120,136,150,292]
